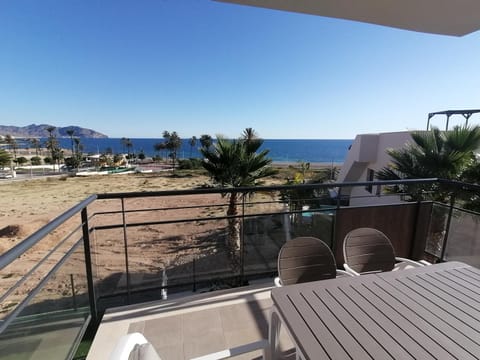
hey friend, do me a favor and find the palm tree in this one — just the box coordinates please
[162,131,182,171]
[200,129,277,275]
[66,128,75,157]
[199,134,213,151]
[377,125,480,201]
[154,142,166,161]
[44,126,61,170]
[4,135,18,161]
[242,127,257,142]
[73,137,83,170]
[122,138,133,159]
[0,148,11,167]
[29,138,41,156]
[121,137,128,154]
[189,136,197,158]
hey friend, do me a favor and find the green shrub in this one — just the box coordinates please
[178,158,202,170]
[31,156,42,165]
[16,157,28,165]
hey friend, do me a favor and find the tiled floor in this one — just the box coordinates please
[88,282,295,359]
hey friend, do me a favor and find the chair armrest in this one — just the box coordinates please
[343,263,360,276]
[395,257,425,267]
[109,332,150,360]
[274,277,283,287]
[336,269,355,277]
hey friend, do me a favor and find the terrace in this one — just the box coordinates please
[1,178,480,359]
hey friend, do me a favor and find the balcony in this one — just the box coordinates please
[1,178,480,359]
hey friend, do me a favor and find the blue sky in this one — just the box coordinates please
[1,0,480,139]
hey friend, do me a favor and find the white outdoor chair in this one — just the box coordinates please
[109,332,269,360]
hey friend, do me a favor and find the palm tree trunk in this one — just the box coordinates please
[227,192,241,275]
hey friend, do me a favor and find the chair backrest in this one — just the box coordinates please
[277,236,336,285]
[343,227,395,274]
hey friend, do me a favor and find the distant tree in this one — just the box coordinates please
[29,138,41,156]
[189,136,197,158]
[199,134,213,151]
[201,128,277,275]
[73,138,83,169]
[16,157,28,166]
[154,142,166,161]
[44,126,62,170]
[121,137,128,154]
[120,137,133,158]
[162,131,182,172]
[0,148,12,167]
[30,156,42,166]
[66,128,75,157]
[138,150,146,160]
[5,134,18,161]
[65,129,82,170]
[126,139,133,158]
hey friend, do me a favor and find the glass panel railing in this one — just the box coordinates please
[424,203,449,258]
[88,190,339,309]
[443,208,480,267]
[0,239,90,360]
[90,195,236,308]
[242,213,287,278]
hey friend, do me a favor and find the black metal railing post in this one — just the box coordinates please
[240,193,246,286]
[332,187,342,254]
[192,257,196,292]
[440,192,456,261]
[81,207,98,322]
[410,190,423,260]
[121,198,131,303]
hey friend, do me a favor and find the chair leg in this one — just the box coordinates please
[268,307,281,360]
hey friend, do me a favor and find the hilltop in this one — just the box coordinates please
[0,124,108,138]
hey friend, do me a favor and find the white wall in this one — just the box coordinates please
[338,131,413,206]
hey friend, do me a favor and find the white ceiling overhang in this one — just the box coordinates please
[215,0,480,36]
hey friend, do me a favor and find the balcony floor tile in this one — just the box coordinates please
[88,281,295,359]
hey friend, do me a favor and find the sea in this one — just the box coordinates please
[52,138,353,164]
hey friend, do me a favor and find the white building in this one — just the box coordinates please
[337,131,413,206]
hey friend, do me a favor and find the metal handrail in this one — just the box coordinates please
[0,195,97,271]
[0,222,83,304]
[95,178,441,199]
[0,239,84,333]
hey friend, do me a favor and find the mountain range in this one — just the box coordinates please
[0,124,108,138]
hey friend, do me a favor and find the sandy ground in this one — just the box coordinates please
[0,172,217,251]
[0,165,334,316]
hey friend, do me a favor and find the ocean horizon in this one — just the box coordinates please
[52,138,353,164]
